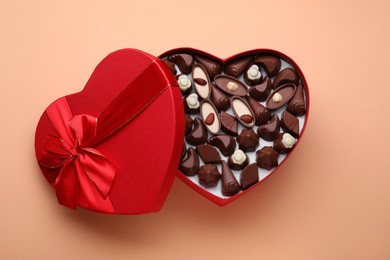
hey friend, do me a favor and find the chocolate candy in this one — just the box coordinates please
[253,55,281,76]
[281,111,299,138]
[194,55,222,79]
[266,84,297,110]
[220,111,238,136]
[274,133,296,154]
[224,56,253,77]
[257,114,280,141]
[287,83,306,116]
[243,64,262,86]
[247,96,271,126]
[192,64,212,99]
[163,59,177,75]
[237,129,259,152]
[179,147,199,176]
[181,143,187,160]
[186,118,207,145]
[196,144,221,164]
[249,77,272,102]
[200,100,220,135]
[221,161,240,196]
[228,149,249,170]
[168,53,194,74]
[231,96,255,128]
[176,74,192,95]
[256,147,279,170]
[185,114,193,135]
[208,134,236,157]
[184,93,200,114]
[240,163,259,190]
[273,68,299,89]
[198,164,221,188]
[214,75,248,97]
[211,85,230,111]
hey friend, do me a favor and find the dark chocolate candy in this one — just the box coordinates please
[266,83,297,110]
[211,85,230,111]
[248,77,272,102]
[208,134,236,157]
[185,114,193,135]
[192,64,212,99]
[256,147,279,170]
[253,55,281,76]
[231,96,255,128]
[221,161,240,196]
[243,64,263,86]
[194,55,223,79]
[237,129,259,152]
[214,75,248,97]
[183,93,200,114]
[273,68,299,89]
[186,118,207,145]
[168,53,194,75]
[257,114,280,141]
[287,83,306,116]
[198,164,221,188]
[181,142,187,160]
[163,59,177,75]
[247,96,271,126]
[228,150,249,170]
[179,147,199,176]
[281,111,299,138]
[240,163,259,190]
[224,56,253,78]
[196,144,221,164]
[273,133,296,154]
[200,100,221,135]
[220,111,238,136]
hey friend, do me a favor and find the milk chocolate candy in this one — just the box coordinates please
[186,118,207,146]
[240,163,259,190]
[224,56,253,77]
[273,133,296,154]
[220,111,238,136]
[221,161,240,196]
[208,134,236,157]
[237,129,259,152]
[257,114,280,141]
[243,64,262,86]
[196,144,221,164]
[200,100,221,135]
[256,147,279,170]
[273,68,299,89]
[266,84,297,110]
[179,147,200,176]
[185,114,193,135]
[247,96,271,126]
[248,77,272,102]
[181,142,187,160]
[163,59,177,75]
[253,55,281,76]
[231,96,255,128]
[198,164,221,188]
[192,64,212,99]
[281,111,299,138]
[287,83,306,116]
[184,93,200,114]
[228,149,249,170]
[194,55,223,79]
[214,75,248,97]
[168,53,194,74]
[211,85,230,111]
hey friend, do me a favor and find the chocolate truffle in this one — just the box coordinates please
[168,53,194,74]
[256,147,279,170]
[240,163,259,190]
[184,93,200,114]
[200,100,221,135]
[186,118,207,146]
[194,55,222,79]
[281,111,299,138]
[253,55,281,76]
[198,164,221,188]
[221,161,240,196]
[211,85,230,111]
[176,74,192,95]
[185,114,193,135]
[274,133,296,154]
[220,111,238,136]
[247,96,271,126]
[287,83,306,116]
[272,68,299,89]
[266,83,297,110]
[243,64,262,86]
[237,129,259,152]
[257,114,280,141]
[231,96,255,128]
[179,147,199,176]
[208,134,236,156]
[163,59,177,75]
[248,77,272,102]
[224,56,253,77]
[228,149,249,170]
[214,75,248,97]
[196,144,221,164]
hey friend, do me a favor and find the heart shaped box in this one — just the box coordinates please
[158,48,310,207]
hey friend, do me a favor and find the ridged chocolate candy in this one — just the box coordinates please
[211,85,230,111]
[221,161,240,196]
[194,55,222,79]
[247,96,271,126]
[287,83,306,116]
[237,129,259,152]
[220,111,238,136]
[224,56,253,77]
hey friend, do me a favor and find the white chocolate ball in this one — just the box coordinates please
[282,133,296,148]
[232,150,246,164]
[272,92,282,103]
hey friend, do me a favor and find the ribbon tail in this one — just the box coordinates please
[54,160,78,209]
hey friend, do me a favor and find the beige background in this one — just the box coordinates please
[1,0,390,259]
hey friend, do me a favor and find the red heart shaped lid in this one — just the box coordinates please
[35,49,184,214]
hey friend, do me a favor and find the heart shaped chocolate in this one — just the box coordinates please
[159,48,309,206]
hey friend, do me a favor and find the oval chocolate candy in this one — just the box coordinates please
[231,96,255,128]
[192,63,212,99]
[266,83,297,110]
[214,75,248,97]
[200,100,221,135]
